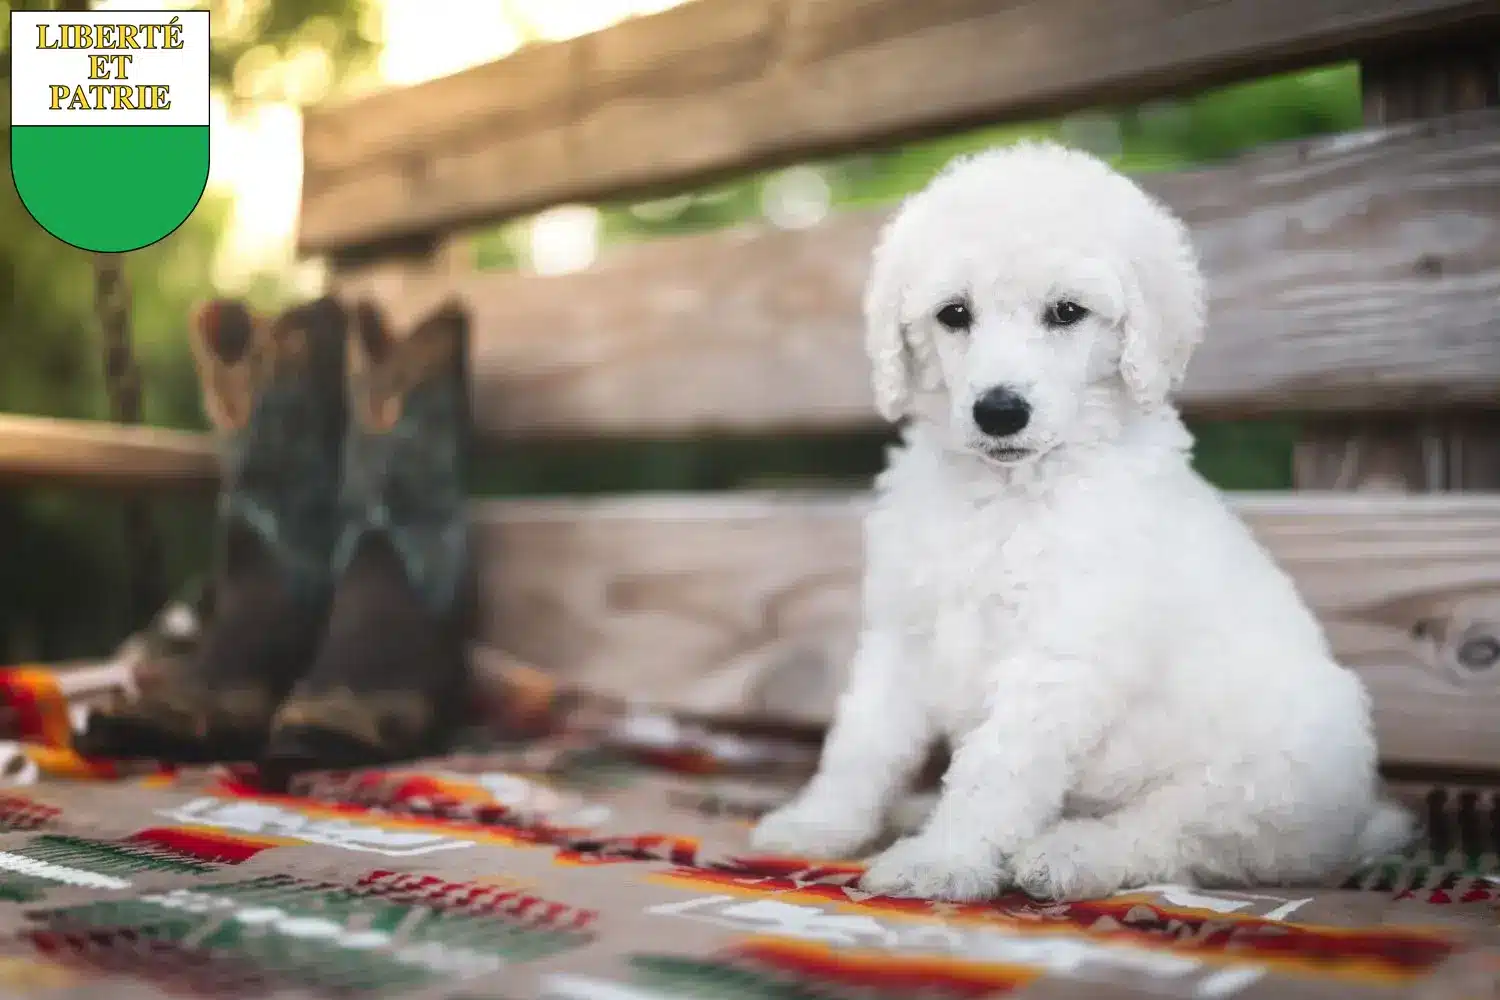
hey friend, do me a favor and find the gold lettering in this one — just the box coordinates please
[35,18,187,115]
[48,83,170,112]
[40,22,186,49]
[36,18,186,51]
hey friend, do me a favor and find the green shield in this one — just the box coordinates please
[9,10,211,253]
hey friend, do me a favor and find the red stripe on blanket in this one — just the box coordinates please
[125,827,280,864]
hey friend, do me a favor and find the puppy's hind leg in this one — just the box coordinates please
[1009,783,1242,902]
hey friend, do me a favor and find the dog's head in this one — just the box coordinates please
[863,142,1204,465]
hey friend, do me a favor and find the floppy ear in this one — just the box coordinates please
[862,215,917,423]
[1118,212,1206,409]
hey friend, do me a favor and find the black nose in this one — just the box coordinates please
[971,387,1031,437]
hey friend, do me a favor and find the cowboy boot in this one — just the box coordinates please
[78,297,347,762]
[263,298,474,771]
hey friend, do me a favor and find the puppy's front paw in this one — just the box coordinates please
[859,835,1009,902]
[749,799,878,860]
[1010,828,1126,902]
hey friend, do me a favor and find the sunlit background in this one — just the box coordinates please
[2,0,1365,659]
[94,0,692,289]
[75,0,1345,295]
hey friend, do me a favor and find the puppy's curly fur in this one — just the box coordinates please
[750,142,1412,902]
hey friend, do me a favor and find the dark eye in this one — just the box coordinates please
[1043,300,1090,329]
[935,300,973,331]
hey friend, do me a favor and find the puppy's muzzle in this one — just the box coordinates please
[972,386,1031,438]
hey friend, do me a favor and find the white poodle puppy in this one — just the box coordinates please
[749,141,1412,902]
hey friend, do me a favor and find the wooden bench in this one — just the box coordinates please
[5,1,1498,784]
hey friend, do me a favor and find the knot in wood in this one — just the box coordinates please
[1456,632,1500,671]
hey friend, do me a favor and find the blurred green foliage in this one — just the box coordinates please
[1,0,377,659]
[1,0,1362,659]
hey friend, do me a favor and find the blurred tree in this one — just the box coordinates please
[0,0,378,659]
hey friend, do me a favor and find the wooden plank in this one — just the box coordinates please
[338,111,1500,438]
[297,0,1500,254]
[1295,42,1500,494]
[472,491,1500,772]
[0,414,217,490]
[1151,108,1500,417]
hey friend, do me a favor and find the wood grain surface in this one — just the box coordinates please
[298,0,1500,253]
[0,414,217,489]
[9,406,1495,770]
[472,490,1500,771]
[335,111,1500,439]
[1294,41,1500,495]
